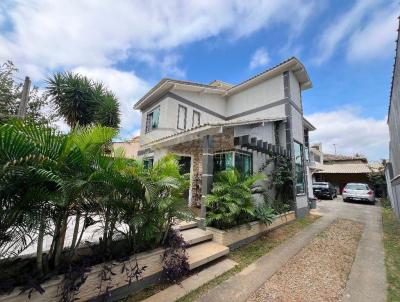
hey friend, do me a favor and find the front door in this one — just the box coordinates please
[178,156,192,202]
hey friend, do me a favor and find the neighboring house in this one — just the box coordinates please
[310,144,384,195]
[112,136,140,158]
[134,57,316,218]
[386,18,400,218]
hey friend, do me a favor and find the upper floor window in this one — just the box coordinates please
[177,105,187,130]
[192,110,200,128]
[145,107,160,133]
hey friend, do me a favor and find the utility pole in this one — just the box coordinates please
[17,76,31,118]
[333,144,337,155]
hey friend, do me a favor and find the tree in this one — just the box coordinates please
[0,120,117,274]
[0,61,57,125]
[46,72,120,129]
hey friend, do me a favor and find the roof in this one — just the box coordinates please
[315,162,372,174]
[323,153,367,162]
[209,80,234,89]
[303,118,316,131]
[134,57,312,110]
[140,117,286,148]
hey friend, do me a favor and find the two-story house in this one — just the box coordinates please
[134,57,315,219]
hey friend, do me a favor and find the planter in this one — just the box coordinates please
[207,211,295,249]
[0,248,165,302]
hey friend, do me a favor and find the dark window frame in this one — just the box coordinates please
[145,106,160,133]
[213,149,253,176]
[192,110,201,128]
[177,104,187,130]
[143,157,154,169]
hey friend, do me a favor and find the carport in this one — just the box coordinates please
[314,162,371,194]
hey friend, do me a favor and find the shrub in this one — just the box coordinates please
[161,229,189,283]
[255,204,276,225]
[205,170,266,229]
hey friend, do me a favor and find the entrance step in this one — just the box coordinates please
[181,228,213,246]
[187,241,229,270]
[175,220,198,231]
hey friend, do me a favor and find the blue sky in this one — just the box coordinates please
[0,0,397,160]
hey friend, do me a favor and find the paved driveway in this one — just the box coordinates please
[318,197,387,302]
[196,196,387,302]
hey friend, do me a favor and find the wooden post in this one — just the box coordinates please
[17,76,31,118]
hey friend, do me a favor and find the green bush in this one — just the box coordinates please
[205,170,274,229]
[0,120,191,295]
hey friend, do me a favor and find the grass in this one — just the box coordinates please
[127,214,320,302]
[382,204,400,301]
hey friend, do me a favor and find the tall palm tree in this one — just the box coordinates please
[46,72,120,129]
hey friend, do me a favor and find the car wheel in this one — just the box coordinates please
[343,198,348,202]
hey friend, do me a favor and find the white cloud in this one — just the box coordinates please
[72,67,150,137]
[347,7,398,61]
[160,54,186,78]
[0,0,318,77]
[0,0,318,137]
[306,107,389,161]
[249,48,270,69]
[314,0,385,64]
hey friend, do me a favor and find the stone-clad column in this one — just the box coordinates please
[201,135,214,220]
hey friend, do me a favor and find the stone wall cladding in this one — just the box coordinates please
[169,128,235,206]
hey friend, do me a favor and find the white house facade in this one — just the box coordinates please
[134,57,316,219]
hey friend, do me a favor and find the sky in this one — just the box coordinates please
[0,0,397,161]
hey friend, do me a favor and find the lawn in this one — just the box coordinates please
[382,205,400,301]
[128,213,320,302]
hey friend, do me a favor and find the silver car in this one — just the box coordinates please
[342,183,375,204]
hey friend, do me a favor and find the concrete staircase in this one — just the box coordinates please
[177,221,229,270]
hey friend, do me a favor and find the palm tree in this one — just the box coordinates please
[46,72,120,129]
[205,170,266,229]
[0,120,117,273]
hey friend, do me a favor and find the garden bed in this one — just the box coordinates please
[0,248,165,302]
[207,211,295,249]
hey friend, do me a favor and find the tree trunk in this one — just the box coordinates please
[54,212,68,267]
[73,212,88,255]
[70,211,81,251]
[36,215,45,275]
[103,206,110,250]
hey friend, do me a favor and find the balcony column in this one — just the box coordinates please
[200,135,214,221]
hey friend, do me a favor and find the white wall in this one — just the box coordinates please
[291,108,304,143]
[140,98,175,145]
[226,76,284,117]
[173,90,227,116]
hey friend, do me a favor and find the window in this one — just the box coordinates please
[145,107,160,133]
[192,110,200,128]
[235,152,252,176]
[294,141,305,195]
[214,152,233,173]
[177,105,187,130]
[143,157,154,169]
[213,151,252,176]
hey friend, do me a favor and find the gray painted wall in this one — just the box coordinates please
[387,24,400,217]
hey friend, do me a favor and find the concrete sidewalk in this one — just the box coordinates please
[195,198,387,302]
